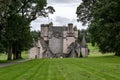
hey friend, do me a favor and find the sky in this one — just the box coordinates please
[30,0,87,31]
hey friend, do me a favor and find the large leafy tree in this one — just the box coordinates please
[0,0,11,54]
[0,0,55,60]
[5,15,33,60]
[76,0,120,56]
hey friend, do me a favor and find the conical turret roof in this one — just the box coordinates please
[81,36,87,48]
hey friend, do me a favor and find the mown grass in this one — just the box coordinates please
[87,43,115,57]
[0,54,120,80]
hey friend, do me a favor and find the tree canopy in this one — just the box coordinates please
[0,0,55,60]
[76,0,120,56]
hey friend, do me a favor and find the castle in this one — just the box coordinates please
[29,23,89,59]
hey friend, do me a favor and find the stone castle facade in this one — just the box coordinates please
[29,23,89,59]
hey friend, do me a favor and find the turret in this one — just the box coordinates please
[81,36,89,57]
[81,36,87,48]
[41,24,49,41]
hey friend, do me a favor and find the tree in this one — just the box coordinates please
[0,0,55,60]
[31,30,40,41]
[76,0,120,56]
[5,14,33,60]
[0,42,5,53]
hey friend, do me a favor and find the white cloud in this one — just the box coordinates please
[55,16,70,25]
[47,0,81,4]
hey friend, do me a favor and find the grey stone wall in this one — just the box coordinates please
[28,47,38,59]
[49,37,63,54]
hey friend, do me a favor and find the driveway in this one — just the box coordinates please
[0,59,30,67]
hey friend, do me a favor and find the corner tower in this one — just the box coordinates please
[41,24,49,41]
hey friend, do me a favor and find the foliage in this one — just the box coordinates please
[0,0,55,22]
[0,0,55,60]
[76,0,120,55]
[31,30,40,41]
[78,29,90,42]
[87,43,99,53]
[0,55,120,80]
[0,43,5,53]
[4,14,32,60]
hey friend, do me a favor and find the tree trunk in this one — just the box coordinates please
[13,53,17,60]
[15,53,19,59]
[13,47,17,60]
[7,47,12,60]
[16,51,22,59]
[115,52,120,56]
[13,53,21,60]
[18,52,22,59]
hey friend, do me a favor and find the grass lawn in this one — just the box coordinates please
[0,54,120,80]
[0,53,7,61]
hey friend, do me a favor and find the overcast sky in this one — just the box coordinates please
[30,0,87,31]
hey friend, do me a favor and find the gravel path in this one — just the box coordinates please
[0,59,30,67]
